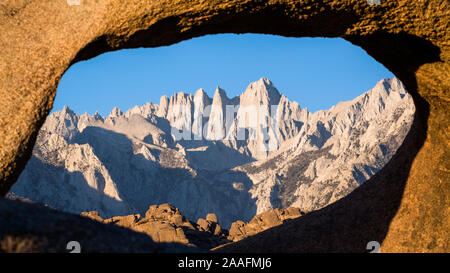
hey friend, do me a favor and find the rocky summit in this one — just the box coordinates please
[11,78,414,228]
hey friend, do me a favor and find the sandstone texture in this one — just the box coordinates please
[0,0,448,252]
[81,203,305,250]
[226,207,305,242]
[82,203,230,250]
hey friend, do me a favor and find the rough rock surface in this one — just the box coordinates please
[82,203,229,250]
[0,0,448,252]
[80,202,305,249]
[226,207,305,242]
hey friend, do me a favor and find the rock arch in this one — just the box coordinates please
[0,0,448,252]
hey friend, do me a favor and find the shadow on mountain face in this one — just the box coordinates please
[11,157,131,217]
[180,140,255,171]
[216,93,430,252]
[168,123,257,171]
[141,115,176,148]
[0,197,199,253]
[71,126,257,228]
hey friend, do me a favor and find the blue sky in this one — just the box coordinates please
[55,34,394,116]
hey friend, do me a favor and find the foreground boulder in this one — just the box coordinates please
[82,204,307,249]
[227,207,306,242]
[0,195,308,252]
[82,204,229,250]
[0,198,190,253]
[197,213,223,236]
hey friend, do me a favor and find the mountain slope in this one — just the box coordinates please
[241,78,414,214]
[11,78,414,228]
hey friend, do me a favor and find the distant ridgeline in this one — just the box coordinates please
[12,78,414,228]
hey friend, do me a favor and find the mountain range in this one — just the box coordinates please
[11,77,414,228]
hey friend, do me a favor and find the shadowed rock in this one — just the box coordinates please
[0,198,191,253]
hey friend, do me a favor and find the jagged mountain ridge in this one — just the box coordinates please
[11,78,414,228]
